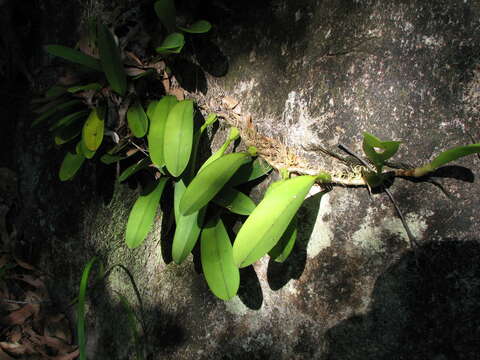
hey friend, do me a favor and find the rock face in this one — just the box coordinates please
[2,0,480,359]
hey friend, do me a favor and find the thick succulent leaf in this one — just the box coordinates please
[233,175,316,268]
[163,100,194,177]
[227,158,273,187]
[45,45,102,71]
[172,180,205,264]
[268,216,297,263]
[32,99,82,127]
[154,0,176,33]
[212,188,256,215]
[155,33,185,55]
[82,108,104,151]
[178,20,212,34]
[59,152,85,181]
[179,152,252,216]
[147,96,178,167]
[428,143,480,171]
[54,120,83,145]
[201,216,240,300]
[76,140,96,159]
[362,132,401,171]
[125,178,168,249]
[67,83,102,93]
[118,158,150,182]
[127,102,149,138]
[198,127,240,173]
[97,23,127,96]
[49,110,88,131]
[100,154,126,164]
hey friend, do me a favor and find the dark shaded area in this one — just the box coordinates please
[324,240,480,360]
[237,266,263,310]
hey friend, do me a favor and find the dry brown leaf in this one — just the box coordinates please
[222,96,239,109]
[6,326,21,343]
[0,342,29,356]
[0,304,35,326]
[126,148,139,157]
[9,274,45,289]
[126,51,143,66]
[162,77,170,93]
[169,87,184,101]
[13,256,36,271]
[125,67,146,77]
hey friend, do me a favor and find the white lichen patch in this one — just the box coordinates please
[307,193,334,259]
[351,208,431,252]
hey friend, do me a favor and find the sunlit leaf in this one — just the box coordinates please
[212,188,256,215]
[147,96,178,168]
[155,33,185,55]
[82,108,104,151]
[125,178,168,248]
[154,0,176,33]
[59,152,85,181]
[76,139,96,159]
[201,216,240,300]
[97,23,127,96]
[233,175,316,268]
[163,99,194,177]
[362,132,401,172]
[198,127,240,173]
[227,158,272,187]
[179,152,252,216]
[172,180,205,264]
[45,45,102,71]
[127,102,149,138]
[178,20,212,34]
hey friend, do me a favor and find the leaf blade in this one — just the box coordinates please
[127,102,149,138]
[154,0,176,33]
[59,152,85,181]
[45,45,102,71]
[178,20,212,34]
[212,188,256,215]
[82,108,105,151]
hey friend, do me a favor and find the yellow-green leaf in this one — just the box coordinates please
[147,96,178,167]
[76,140,96,159]
[59,152,85,181]
[155,33,185,55]
[232,175,316,268]
[125,178,168,249]
[127,102,149,138]
[178,20,212,34]
[82,108,104,151]
[227,158,272,187]
[179,152,252,216]
[97,23,127,96]
[201,216,239,300]
[172,180,205,264]
[268,216,297,263]
[163,99,194,177]
[212,188,256,215]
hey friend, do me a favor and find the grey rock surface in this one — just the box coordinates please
[2,0,480,359]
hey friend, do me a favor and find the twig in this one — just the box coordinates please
[128,139,149,157]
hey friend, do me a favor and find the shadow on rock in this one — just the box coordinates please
[238,266,263,310]
[267,191,325,291]
[323,239,480,360]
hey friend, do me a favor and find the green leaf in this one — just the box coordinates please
[201,216,240,300]
[127,102,149,138]
[198,127,240,172]
[32,99,83,127]
[97,23,127,96]
[100,153,126,164]
[232,175,316,268]
[227,158,272,187]
[45,85,67,98]
[54,120,84,145]
[362,132,401,172]
[179,152,252,216]
[155,33,185,55]
[178,20,212,34]
[76,140,96,159]
[172,180,205,264]
[59,151,85,181]
[268,216,297,263]
[49,110,89,131]
[212,188,256,215]
[163,99,194,177]
[78,257,102,360]
[428,143,480,171]
[118,158,150,182]
[154,0,176,33]
[82,108,104,151]
[147,96,178,168]
[67,83,102,93]
[125,178,168,249]
[202,113,218,130]
[45,44,102,71]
